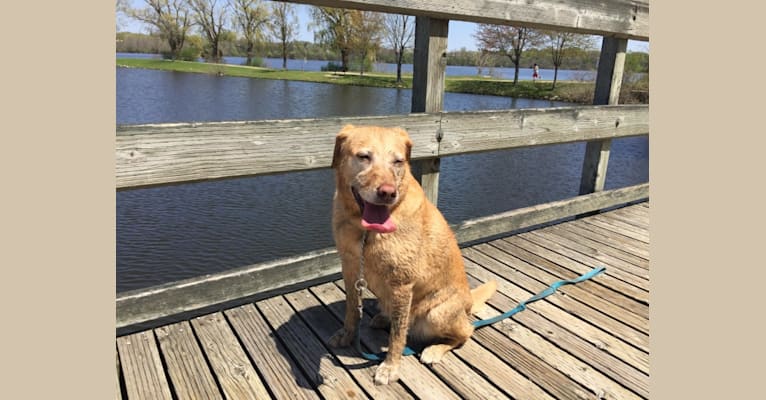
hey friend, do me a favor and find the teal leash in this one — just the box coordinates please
[353,262,606,362]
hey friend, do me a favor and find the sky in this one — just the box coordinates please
[120,2,649,53]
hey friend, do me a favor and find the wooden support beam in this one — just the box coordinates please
[579,37,628,195]
[412,16,448,205]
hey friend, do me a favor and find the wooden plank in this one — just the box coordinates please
[608,208,649,229]
[582,216,650,244]
[116,106,647,189]
[116,331,173,400]
[465,271,648,399]
[494,237,648,319]
[155,321,223,400]
[464,262,649,376]
[411,17,448,114]
[540,225,650,279]
[564,220,650,261]
[190,313,271,399]
[439,105,647,157]
[463,246,649,340]
[285,0,649,40]
[116,351,123,400]
[515,233,649,304]
[256,296,370,400]
[451,340,557,400]
[468,319,598,400]
[580,37,628,195]
[454,183,648,244]
[281,290,415,400]
[594,37,629,106]
[414,157,441,206]
[116,247,341,329]
[311,282,463,400]
[224,304,320,400]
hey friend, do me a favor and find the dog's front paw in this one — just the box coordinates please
[420,344,450,364]
[374,361,400,385]
[327,327,355,348]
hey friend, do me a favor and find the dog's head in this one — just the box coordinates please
[331,124,413,233]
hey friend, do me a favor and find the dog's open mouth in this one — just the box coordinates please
[352,187,397,233]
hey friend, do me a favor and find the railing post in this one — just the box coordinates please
[579,37,627,195]
[411,16,448,206]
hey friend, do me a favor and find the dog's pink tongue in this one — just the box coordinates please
[361,202,396,233]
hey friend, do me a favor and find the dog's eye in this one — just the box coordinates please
[393,158,404,166]
[356,153,371,161]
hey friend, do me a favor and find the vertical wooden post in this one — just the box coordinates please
[411,16,448,206]
[579,37,627,195]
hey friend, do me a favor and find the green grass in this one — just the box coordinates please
[117,58,646,105]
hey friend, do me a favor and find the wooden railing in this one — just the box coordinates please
[116,0,649,331]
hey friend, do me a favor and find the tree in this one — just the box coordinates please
[349,11,384,76]
[230,0,270,66]
[128,0,193,59]
[474,24,542,84]
[269,2,298,70]
[382,14,414,83]
[311,7,353,72]
[544,31,595,88]
[187,0,229,63]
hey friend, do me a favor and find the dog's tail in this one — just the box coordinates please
[470,280,498,314]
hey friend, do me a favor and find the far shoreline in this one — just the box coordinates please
[116,57,648,105]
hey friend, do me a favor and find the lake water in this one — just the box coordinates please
[117,52,597,82]
[116,66,648,293]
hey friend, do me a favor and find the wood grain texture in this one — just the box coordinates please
[225,304,321,400]
[311,282,463,400]
[116,331,173,400]
[285,0,649,40]
[282,290,415,400]
[464,270,648,399]
[454,183,648,243]
[191,313,272,399]
[155,321,223,400]
[257,296,369,400]
[580,38,628,195]
[116,106,647,189]
[516,232,649,305]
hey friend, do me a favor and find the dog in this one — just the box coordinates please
[327,124,497,385]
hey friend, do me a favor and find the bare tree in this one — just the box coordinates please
[116,0,130,31]
[382,14,414,83]
[269,2,298,70]
[231,0,270,66]
[349,11,384,76]
[474,24,542,85]
[310,7,353,72]
[544,31,595,88]
[128,0,193,59]
[188,0,229,63]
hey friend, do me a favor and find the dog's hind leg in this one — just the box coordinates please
[412,295,475,364]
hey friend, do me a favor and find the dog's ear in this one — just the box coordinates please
[331,125,354,168]
[393,127,413,162]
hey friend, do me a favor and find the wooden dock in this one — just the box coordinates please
[116,202,649,400]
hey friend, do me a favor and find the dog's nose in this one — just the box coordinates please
[377,184,397,202]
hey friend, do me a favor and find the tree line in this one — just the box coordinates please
[117,1,648,86]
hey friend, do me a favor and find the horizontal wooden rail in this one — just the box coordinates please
[286,0,649,41]
[117,183,648,329]
[117,105,648,189]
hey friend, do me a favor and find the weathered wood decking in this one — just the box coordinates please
[116,202,649,400]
